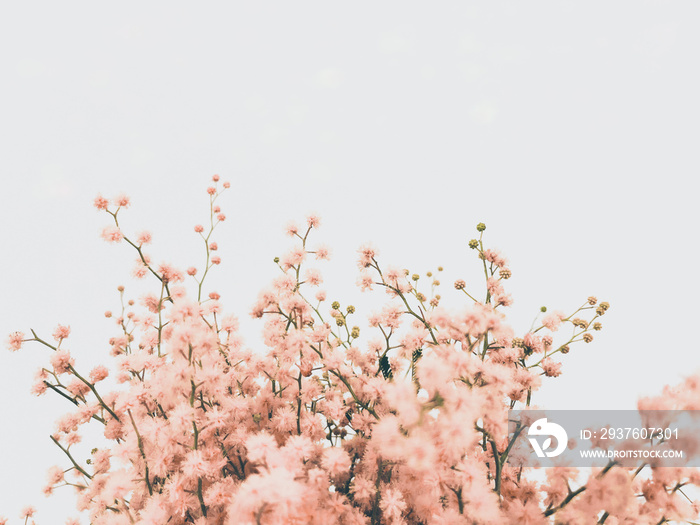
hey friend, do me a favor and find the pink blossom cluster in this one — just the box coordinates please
[5,179,700,524]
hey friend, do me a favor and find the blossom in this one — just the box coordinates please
[321,447,351,477]
[541,357,562,377]
[357,242,378,268]
[50,349,73,374]
[52,324,71,341]
[89,365,109,383]
[6,331,24,351]
[137,230,152,245]
[542,310,566,331]
[93,194,109,210]
[314,243,330,260]
[101,226,123,242]
[12,190,674,525]
[306,214,321,228]
[114,194,130,207]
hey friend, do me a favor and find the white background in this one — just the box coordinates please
[1,2,699,521]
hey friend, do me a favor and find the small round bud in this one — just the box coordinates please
[426,271,433,277]
[433,280,440,286]
[583,333,593,343]
[416,292,426,302]
[104,311,112,318]
[212,174,220,182]
[540,306,547,313]
[596,306,605,316]
[587,296,598,305]
[117,285,125,292]
[194,224,204,233]
[437,266,443,272]
[499,268,511,279]
[336,317,345,327]
[403,269,410,276]
[572,318,588,329]
[454,279,466,290]
[128,299,134,306]
[252,413,262,424]
[560,345,570,354]
[512,337,524,348]
[331,301,340,310]
[411,274,419,281]
[223,181,231,188]
[273,257,280,263]
[435,294,441,300]
[351,327,360,338]
[468,239,479,249]
[476,223,486,232]
[599,301,610,311]
[593,322,602,331]
[346,305,355,314]
[430,298,439,307]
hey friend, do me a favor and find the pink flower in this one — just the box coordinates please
[101,226,123,243]
[19,506,36,519]
[114,194,130,208]
[211,256,221,265]
[285,220,300,237]
[93,194,109,210]
[158,263,184,283]
[89,365,109,383]
[356,270,374,291]
[187,266,197,276]
[47,465,65,485]
[207,186,216,195]
[194,224,204,233]
[322,447,351,477]
[306,214,321,228]
[6,331,24,351]
[52,324,71,341]
[357,243,378,268]
[541,357,562,377]
[314,243,330,260]
[137,231,152,245]
[542,310,566,331]
[223,181,230,188]
[212,174,220,182]
[50,349,73,374]
[182,450,209,478]
[379,489,406,520]
[217,213,226,221]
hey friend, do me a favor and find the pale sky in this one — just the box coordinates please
[1,2,699,521]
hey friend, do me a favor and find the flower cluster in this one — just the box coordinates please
[5,179,699,524]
